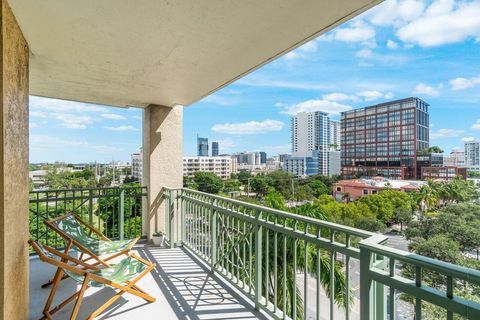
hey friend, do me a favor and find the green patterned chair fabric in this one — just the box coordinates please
[52,215,136,256]
[63,256,147,287]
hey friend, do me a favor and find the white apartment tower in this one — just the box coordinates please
[465,140,480,173]
[131,151,143,183]
[289,111,339,176]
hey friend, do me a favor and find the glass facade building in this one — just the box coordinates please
[341,97,429,179]
[197,136,209,156]
[211,141,219,156]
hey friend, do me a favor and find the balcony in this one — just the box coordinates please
[28,187,480,319]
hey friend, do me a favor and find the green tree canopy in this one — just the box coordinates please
[193,171,224,194]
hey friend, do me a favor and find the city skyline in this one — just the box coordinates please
[30,0,480,163]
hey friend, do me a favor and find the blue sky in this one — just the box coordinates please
[30,0,480,163]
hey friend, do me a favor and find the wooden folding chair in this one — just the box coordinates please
[42,212,139,287]
[29,240,156,320]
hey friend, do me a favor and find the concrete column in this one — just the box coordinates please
[0,1,29,319]
[142,104,183,240]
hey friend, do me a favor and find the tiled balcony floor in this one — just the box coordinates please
[29,244,269,320]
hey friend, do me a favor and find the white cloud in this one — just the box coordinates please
[133,115,142,120]
[367,0,426,27]
[55,114,93,129]
[283,40,318,60]
[396,0,480,47]
[356,48,373,58]
[281,100,352,116]
[104,125,138,131]
[449,75,480,90]
[472,120,480,130]
[386,40,399,49]
[333,20,376,44]
[101,113,126,120]
[413,83,440,97]
[431,128,465,139]
[30,96,107,113]
[322,93,360,102]
[211,119,284,135]
[462,136,476,142]
[30,134,123,155]
[284,51,301,60]
[30,122,38,128]
[357,91,394,101]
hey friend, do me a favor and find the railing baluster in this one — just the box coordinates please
[119,189,125,241]
[415,266,422,320]
[254,209,263,310]
[345,234,351,320]
[389,257,395,320]
[316,227,321,320]
[292,221,297,320]
[304,224,308,320]
[446,275,453,320]
[274,216,278,314]
[282,225,287,320]
[265,216,269,307]
[330,232,335,320]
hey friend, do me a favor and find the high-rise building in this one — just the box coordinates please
[259,152,267,164]
[341,97,430,180]
[465,140,480,174]
[131,150,143,183]
[212,141,219,156]
[286,111,337,176]
[329,120,341,150]
[197,136,209,156]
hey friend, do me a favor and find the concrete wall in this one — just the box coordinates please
[142,105,183,240]
[0,0,29,319]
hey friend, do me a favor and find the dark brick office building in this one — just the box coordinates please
[341,97,429,180]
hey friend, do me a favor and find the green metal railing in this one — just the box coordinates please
[164,188,480,320]
[29,186,147,250]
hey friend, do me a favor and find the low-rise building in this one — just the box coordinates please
[183,156,235,179]
[421,166,467,181]
[333,177,425,202]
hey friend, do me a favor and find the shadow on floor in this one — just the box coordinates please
[29,244,269,320]
[136,245,269,320]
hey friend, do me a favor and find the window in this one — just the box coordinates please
[363,189,369,195]
[372,190,378,194]
[336,187,341,192]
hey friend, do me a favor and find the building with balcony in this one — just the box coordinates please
[183,156,235,179]
[341,97,430,180]
[2,1,479,319]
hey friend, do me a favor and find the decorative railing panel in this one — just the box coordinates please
[29,186,147,250]
[164,188,480,320]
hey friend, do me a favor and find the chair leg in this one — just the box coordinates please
[87,290,126,319]
[43,268,64,315]
[70,274,90,320]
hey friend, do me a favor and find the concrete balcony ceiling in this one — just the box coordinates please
[9,0,381,108]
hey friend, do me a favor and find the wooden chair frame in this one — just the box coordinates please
[42,212,139,287]
[29,240,156,320]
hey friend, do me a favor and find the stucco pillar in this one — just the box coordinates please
[0,1,29,319]
[142,104,183,240]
